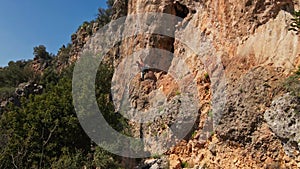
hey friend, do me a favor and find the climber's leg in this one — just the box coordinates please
[140,71,145,81]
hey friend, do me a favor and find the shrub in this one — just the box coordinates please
[0,60,35,88]
[151,153,162,159]
[204,72,209,81]
[289,10,300,33]
[181,161,189,168]
[51,149,85,169]
[175,90,181,96]
[93,147,122,169]
[0,87,15,98]
[284,66,300,97]
[33,45,52,60]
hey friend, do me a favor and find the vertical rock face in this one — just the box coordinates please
[78,0,300,168]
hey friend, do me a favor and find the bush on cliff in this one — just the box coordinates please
[289,10,300,33]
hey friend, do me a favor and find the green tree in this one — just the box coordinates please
[284,66,300,97]
[95,64,129,133]
[0,76,91,168]
[0,60,34,89]
[33,45,53,60]
[96,0,115,27]
[56,44,71,65]
[0,59,37,102]
[0,0,128,167]
[0,62,126,168]
[289,10,300,33]
[93,146,123,169]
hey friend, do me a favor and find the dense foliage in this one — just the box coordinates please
[97,0,114,27]
[0,63,125,168]
[33,45,53,61]
[0,60,34,98]
[74,0,113,37]
[0,1,128,168]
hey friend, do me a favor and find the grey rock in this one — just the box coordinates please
[0,100,8,108]
[15,82,43,98]
[136,156,169,169]
[1,82,44,110]
[264,93,300,157]
[216,66,279,144]
[208,143,217,156]
[149,163,159,169]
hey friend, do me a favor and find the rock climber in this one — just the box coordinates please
[136,57,149,81]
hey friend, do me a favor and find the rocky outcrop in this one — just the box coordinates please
[76,0,300,168]
[216,66,284,144]
[15,82,43,97]
[113,66,199,154]
[69,22,100,63]
[31,57,52,74]
[111,0,129,20]
[265,93,300,157]
[136,157,169,169]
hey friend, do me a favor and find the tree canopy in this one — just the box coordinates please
[0,0,128,168]
[0,63,125,168]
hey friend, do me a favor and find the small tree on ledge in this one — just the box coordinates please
[289,10,300,34]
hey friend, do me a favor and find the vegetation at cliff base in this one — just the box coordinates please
[284,66,300,98]
[0,62,125,168]
[0,0,127,168]
[0,60,34,97]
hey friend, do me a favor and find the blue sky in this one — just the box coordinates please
[0,0,107,67]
